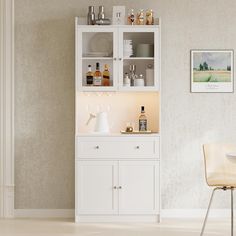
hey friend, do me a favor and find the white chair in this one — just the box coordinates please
[201,143,236,236]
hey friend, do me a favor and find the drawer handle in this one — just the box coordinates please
[136,146,140,149]
[95,146,100,149]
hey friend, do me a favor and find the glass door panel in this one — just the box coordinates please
[118,29,159,91]
[77,28,118,91]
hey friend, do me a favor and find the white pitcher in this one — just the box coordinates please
[86,112,110,133]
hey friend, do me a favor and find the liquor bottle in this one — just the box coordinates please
[93,62,102,86]
[86,65,93,85]
[139,106,147,131]
[102,64,110,86]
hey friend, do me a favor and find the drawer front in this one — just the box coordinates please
[76,137,160,159]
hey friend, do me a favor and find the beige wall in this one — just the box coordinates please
[15,0,236,209]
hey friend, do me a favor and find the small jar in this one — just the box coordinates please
[134,74,145,86]
[124,73,131,87]
[146,9,154,25]
[136,9,144,25]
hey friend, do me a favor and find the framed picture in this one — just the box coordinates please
[191,50,234,93]
[112,6,125,25]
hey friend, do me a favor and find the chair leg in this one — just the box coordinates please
[200,187,218,236]
[231,187,234,236]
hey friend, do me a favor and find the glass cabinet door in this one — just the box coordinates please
[118,27,159,91]
[76,27,118,91]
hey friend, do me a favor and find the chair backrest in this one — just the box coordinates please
[203,143,236,187]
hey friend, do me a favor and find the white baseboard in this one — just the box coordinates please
[14,209,75,218]
[162,209,232,218]
[14,208,232,219]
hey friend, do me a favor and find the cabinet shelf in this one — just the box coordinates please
[123,57,154,60]
[82,57,113,60]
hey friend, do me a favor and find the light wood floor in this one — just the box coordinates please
[0,218,232,235]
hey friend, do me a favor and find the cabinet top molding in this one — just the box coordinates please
[75,17,161,27]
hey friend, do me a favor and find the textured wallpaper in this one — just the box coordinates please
[15,0,236,209]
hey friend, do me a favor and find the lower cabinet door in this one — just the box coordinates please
[118,160,159,214]
[76,160,118,215]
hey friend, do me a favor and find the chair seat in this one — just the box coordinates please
[207,172,236,187]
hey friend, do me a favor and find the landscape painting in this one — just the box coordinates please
[191,50,234,92]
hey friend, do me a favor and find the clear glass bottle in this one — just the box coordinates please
[86,65,93,85]
[136,9,144,25]
[129,64,136,86]
[102,64,110,86]
[146,9,154,25]
[127,9,135,25]
[139,106,147,131]
[93,62,102,86]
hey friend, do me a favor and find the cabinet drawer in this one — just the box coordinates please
[76,137,159,159]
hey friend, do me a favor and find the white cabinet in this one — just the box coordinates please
[75,18,161,223]
[76,160,159,217]
[76,18,160,92]
[75,135,160,222]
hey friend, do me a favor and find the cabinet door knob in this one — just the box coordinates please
[95,146,99,149]
[113,58,117,61]
[119,58,122,61]
[136,146,140,149]
[118,186,122,189]
[113,186,117,189]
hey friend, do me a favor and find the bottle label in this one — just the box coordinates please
[93,76,102,86]
[139,119,147,131]
[86,76,93,85]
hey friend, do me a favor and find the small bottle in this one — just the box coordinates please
[87,6,96,25]
[136,9,144,25]
[98,6,105,20]
[146,9,154,25]
[129,64,136,86]
[139,106,147,131]
[86,65,93,85]
[93,62,102,86]
[102,64,110,86]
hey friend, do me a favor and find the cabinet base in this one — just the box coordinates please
[75,215,160,223]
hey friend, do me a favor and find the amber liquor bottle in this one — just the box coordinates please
[102,64,110,86]
[139,106,147,131]
[93,62,102,86]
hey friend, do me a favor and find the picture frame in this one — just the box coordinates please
[112,6,125,25]
[191,50,234,93]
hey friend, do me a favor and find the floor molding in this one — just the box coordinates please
[14,208,233,219]
[162,209,233,218]
[15,209,75,218]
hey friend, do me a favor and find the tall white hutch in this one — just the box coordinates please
[75,17,161,222]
